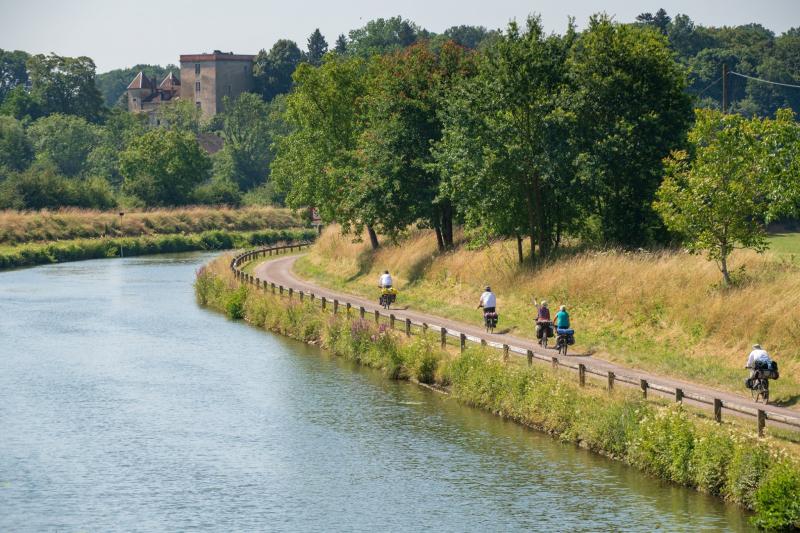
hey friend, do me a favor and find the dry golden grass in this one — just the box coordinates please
[298,226,800,403]
[0,206,303,245]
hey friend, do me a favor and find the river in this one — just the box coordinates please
[0,253,753,532]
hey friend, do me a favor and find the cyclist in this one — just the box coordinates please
[554,305,570,330]
[746,344,771,379]
[534,299,552,339]
[477,285,496,314]
[378,270,393,289]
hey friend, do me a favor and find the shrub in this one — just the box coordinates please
[691,426,734,495]
[724,437,771,508]
[629,405,695,485]
[225,285,248,319]
[753,462,800,530]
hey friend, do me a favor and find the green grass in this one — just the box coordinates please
[768,231,800,261]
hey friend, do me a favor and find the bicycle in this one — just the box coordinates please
[537,320,552,349]
[750,373,770,403]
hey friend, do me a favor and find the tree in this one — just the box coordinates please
[0,49,29,105]
[655,109,800,285]
[26,54,105,122]
[570,15,693,246]
[217,92,287,190]
[86,108,147,186]
[0,86,42,121]
[253,40,305,101]
[119,129,211,206]
[334,34,348,55]
[358,41,475,249]
[306,29,329,66]
[347,16,427,57]
[442,25,497,49]
[435,17,578,258]
[28,113,100,177]
[157,99,205,134]
[0,115,33,171]
[270,55,378,246]
[0,160,115,210]
[636,8,671,35]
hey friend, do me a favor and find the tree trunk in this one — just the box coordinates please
[524,187,537,260]
[532,175,548,257]
[434,225,445,252]
[441,202,454,249]
[366,225,380,250]
[516,234,524,264]
[720,242,731,286]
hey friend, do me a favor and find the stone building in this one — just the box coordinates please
[179,51,256,117]
[126,51,255,121]
[126,71,180,124]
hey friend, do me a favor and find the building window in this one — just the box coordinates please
[195,81,200,92]
[195,63,200,75]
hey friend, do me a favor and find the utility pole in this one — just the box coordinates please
[722,63,728,114]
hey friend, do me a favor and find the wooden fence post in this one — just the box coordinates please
[578,363,586,387]
[607,371,615,391]
[279,285,284,295]
[405,318,411,337]
[299,291,304,302]
[440,327,446,348]
[503,344,509,362]
[271,282,276,294]
[527,349,533,366]
[374,309,380,324]
[676,388,684,403]
[714,398,723,423]
[460,333,466,353]
[288,287,293,299]
[390,314,396,329]
[551,357,558,369]
[346,303,351,316]
[359,306,365,319]
[333,300,338,314]
[481,339,487,347]
[758,410,766,437]
[640,379,648,399]
[321,297,327,310]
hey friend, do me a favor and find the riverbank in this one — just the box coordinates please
[0,228,316,270]
[295,227,800,407]
[196,252,800,530]
[0,206,303,245]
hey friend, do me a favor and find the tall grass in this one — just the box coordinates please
[0,228,316,270]
[196,253,800,530]
[0,206,304,245]
[296,227,800,404]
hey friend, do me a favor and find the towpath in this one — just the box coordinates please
[254,253,800,430]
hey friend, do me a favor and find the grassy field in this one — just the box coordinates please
[0,206,304,245]
[294,227,800,407]
[768,232,800,260]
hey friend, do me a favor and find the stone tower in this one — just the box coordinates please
[179,51,255,117]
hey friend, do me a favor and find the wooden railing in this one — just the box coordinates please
[231,243,800,436]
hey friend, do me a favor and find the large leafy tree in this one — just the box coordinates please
[435,17,578,258]
[306,29,329,66]
[358,41,475,249]
[253,40,305,101]
[0,49,29,105]
[570,15,693,246]
[119,129,211,206]
[27,113,100,177]
[0,115,33,171]
[271,55,378,246]
[157,99,205,134]
[216,92,287,190]
[26,54,105,122]
[655,109,800,285]
[347,16,427,57]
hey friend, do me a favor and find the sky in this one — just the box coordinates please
[1,0,798,73]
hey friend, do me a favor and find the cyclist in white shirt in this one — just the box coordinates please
[746,344,771,378]
[477,286,496,313]
[378,270,393,289]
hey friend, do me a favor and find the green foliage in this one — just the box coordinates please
[191,176,242,206]
[157,99,206,135]
[225,285,248,319]
[0,162,116,210]
[346,16,427,57]
[306,29,328,66]
[119,129,211,206]
[753,462,800,530]
[691,428,734,495]
[0,86,42,121]
[655,109,800,285]
[27,113,99,177]
[26,53,105,122]
[0,115,32,171]
[629,405,695,484]
[254,40,304,101]
[0,49,29,105]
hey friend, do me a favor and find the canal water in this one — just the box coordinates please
[0,253,753,532]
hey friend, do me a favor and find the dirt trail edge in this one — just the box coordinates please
[254,253,800,430]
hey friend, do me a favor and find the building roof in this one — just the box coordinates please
[127,71,155,90]
[180,52,255,63]
[158,71,180,90]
